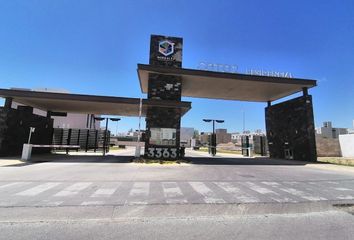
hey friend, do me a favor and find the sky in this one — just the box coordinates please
[0,0,354,133]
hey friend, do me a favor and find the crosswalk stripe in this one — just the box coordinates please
[162,182,187,204]
[189,182,225,203]
[0,182,30,190]
[162,182,183,198]
[277,187,327,201]
[81,201,104,206]
[129,182,150,197]
[41,200,63,206]
[54,182,92,197]
[126,182,150,205]
[244,182,278,195]
[16,182,61,196]
[336,195,354,200]
[91,188,117,197]
[244,182,297,203]
[261,181,327,201]
[128,182,150,204]
[326,181,340,184]
[262,181,281,186]
[214,182,258,203]
[334,187,352,191]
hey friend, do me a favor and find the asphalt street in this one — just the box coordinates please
[0,147,353,239]
[1,210,353,240]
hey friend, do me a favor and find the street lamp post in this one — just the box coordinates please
[203,119,224,156]
[94,117,121,156]
[109,118,121,152]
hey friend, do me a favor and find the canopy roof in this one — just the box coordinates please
[0,88,191,116]
[137,64,317,102]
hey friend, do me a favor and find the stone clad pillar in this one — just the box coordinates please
[144,35,183,159]
[265,95,317,161]
[4,97,13,109]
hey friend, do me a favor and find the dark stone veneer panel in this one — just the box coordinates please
[265,95,317,161]
[0,106,53,156]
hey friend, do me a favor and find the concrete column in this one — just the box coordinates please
[302,87,308,96]
[4,97,13,109]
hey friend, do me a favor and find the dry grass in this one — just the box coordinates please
[317,157,354,167]
[197,147,242,154]
[131,157,189,164]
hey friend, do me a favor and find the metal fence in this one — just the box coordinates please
[52,128,110,153]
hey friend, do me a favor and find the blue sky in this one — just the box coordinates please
[0,0,353,133]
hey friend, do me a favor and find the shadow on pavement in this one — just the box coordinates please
[185,156,315,166]
[1,153,320,166]
[26,153,134,163]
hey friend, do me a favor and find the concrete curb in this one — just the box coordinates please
[306,163,354,173]
[1,201,352,223]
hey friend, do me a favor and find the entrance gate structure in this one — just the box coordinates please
[0,34,317,161]
[138,35,317,161]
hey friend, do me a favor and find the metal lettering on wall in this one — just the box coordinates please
[246,69,293,78]
[197,62,293,78]
[147,147,178,159]
[198,62,238,73]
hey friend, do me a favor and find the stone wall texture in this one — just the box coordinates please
[316,136,342,157]
[265,95,317,161]
[0,106,53,156]
[144,74,182,158]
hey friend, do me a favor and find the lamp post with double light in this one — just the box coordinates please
[203,119,224,156]
[94,117,121,156]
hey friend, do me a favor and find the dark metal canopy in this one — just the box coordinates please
[137,64,317,102]
[0,88,191,116]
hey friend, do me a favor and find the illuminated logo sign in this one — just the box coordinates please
[158,40,174,56]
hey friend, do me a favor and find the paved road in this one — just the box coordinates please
[0,209,353,240]
[0,178,354,207]
[0,148,353,207]
[1,148,354,239]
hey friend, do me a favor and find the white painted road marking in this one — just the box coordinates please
[81,201,105,206]
[278,187,327,201]
[162,182,183,197]
[189,182,225,203]
[334,187,352,191]
[262,181,280,186]
[15,182,61,196]
[129,182,150,197]
[0,182,31,190]
[127,182,150,205]
[41,200,63,206]
[162,182,187,204]
[91,188,117,198]
[54,182,92,197]
[337,195,354,200]
[214,182,258,203]
[244,182,278,195]
[244,182,297,203]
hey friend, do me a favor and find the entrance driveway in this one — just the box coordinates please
[0,147,353,207]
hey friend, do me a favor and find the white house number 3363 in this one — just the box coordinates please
[147,148,178,158]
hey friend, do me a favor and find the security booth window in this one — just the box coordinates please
[149,128,176,146]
